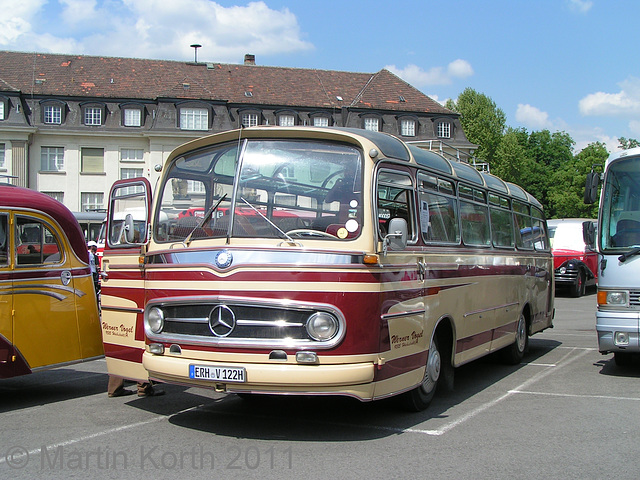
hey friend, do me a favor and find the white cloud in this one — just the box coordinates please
[0,0,46,45]
[0,0,313,62]
[567,0,593,14]
[579,77,640,117]
[515,104,552,130]
[386,59,473,87]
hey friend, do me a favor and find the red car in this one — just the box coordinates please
[548,218,598,297]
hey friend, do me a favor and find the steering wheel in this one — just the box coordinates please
[286,229,338,239]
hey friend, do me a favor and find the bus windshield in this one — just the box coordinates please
[155,139,363,242]
[599,156,640,251]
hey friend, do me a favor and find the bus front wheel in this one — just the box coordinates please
[500,312,528,365]
[400,336,442,411]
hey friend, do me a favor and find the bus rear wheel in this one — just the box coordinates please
[400,336,441,411]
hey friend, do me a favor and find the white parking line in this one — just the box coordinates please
[407,347,591,436]
[511,390,640,402]
[0,403,205,467]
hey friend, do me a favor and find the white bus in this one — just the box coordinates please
[101,126,554,410]
[585,146,640,365]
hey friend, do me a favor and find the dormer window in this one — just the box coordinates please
[437,121,451,138]
[363,117,380,132]
[40,99,67,125]
[120,103,145,127]
[177,102,212,131]
[313,116,329,127]
[400,118,416,137]
[278,114,295,126]
[0,95,12,120]
[240,110,260,128]
[81,103,106,126]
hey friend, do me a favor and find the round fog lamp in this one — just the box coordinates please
[148,307,165,334]
[306,312,339,341]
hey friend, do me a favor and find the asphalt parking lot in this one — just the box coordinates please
[1,290,639,480]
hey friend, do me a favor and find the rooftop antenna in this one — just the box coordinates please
[190,44,202,63]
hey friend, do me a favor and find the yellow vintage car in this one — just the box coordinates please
[0,184,103,378]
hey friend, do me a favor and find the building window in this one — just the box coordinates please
[123,108,142,127]
[81,192,104,211]
[41,146,65,172]
[313,116,329,127]
[121,149,144,162]
[0,143,4,168]
[401,119,416,137]
[44,105,62,124]
[437,121,451,138]
[364,117,379,131]
[0,102,4,120]
[279,114,295,126]
[84,107,102,126]
[121,168,144,195]
[180,107,208,130]
[121,167,143,180]
[241,113,259,127]
[81,147,104,173]
[43,192,64,203]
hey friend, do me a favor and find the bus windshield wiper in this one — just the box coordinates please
[618,246,640,263]
[240,197,301,246]
[184,194,227,246]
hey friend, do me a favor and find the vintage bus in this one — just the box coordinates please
[73,211,106,243]
[0,185,103,378]
[585,146,640,366]
[101,126,554,410]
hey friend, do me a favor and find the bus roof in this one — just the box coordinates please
[0,185,89,262]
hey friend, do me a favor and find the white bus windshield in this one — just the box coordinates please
[155,139,363,242]
[599,156,640,251]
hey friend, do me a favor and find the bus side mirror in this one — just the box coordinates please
[583,221,595,250]
[584,172,600,204]
[123,214,135,244]
[383,218,408,255]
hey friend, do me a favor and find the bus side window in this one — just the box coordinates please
[377,170,414,242]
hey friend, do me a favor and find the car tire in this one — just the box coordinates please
[571,270,585,297]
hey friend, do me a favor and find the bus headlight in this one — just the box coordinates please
[148,307,165,334]
[598,290,628,307]
[306,312,339,341]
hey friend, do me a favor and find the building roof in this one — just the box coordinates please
[0,50,452,114]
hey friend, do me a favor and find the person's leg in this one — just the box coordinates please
[136,381,165,397]
[108,375,133,397]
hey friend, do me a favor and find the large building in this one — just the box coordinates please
[0,50,476,212]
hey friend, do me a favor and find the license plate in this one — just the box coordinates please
[189,364,246,383]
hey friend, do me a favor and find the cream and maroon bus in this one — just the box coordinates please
[101,126,554,410]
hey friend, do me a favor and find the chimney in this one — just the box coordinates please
[244,54,256,66]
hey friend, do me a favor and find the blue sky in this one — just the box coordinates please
[1,0,638,154]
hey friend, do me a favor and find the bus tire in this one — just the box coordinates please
[400,335,442,411]
[500,312,528,365]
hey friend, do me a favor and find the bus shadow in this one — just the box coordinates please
[166,338,561,441]
[594,355,640,377]
[0,367,109,413]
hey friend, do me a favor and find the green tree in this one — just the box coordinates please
[445,88,506,167]
[547,142,607,218]
[618,137,640,149]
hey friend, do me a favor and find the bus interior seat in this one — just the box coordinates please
[612,218,640,246]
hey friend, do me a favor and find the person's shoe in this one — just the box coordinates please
[108,389,134,398]
[138,388,165,397]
